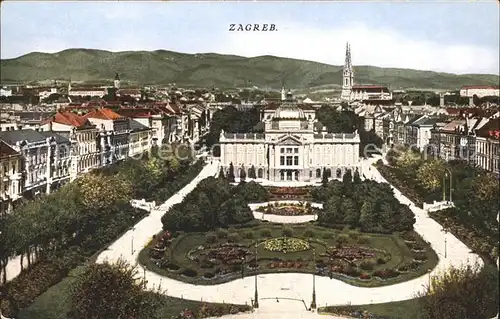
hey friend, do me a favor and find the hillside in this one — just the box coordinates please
[1,49,498,90]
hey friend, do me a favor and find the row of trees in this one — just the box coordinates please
[387,147,499,233]
[0,152,202,315]
[312,169,415,233]
[161,178,268,232]
[220,163,258,182]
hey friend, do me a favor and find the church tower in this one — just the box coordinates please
[340,42,354,101]
[281,86,286,101]
[114,73,121,89]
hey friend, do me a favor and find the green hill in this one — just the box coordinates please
[1,49,498,90]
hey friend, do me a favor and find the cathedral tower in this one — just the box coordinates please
[114,73,121,89]
[340,42,354,101]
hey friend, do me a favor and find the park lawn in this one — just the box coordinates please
[140,222,439,287]
[319,298,424,319]
[17,265,250,319]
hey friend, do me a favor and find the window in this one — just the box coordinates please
[316,169,321,178]
[286,156,293,165]
[286,148,293,153]
[294,156,299,165]
[280,148,285,153]
[280,156,285,165]
[294,148,299,153]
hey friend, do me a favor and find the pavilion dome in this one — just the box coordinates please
[273,103,305,119]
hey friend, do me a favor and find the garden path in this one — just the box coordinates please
[95,156,483,316]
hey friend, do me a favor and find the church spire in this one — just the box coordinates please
[340,42,354,101]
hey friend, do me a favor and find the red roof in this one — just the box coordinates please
[47,111,89,127]
[84,108,124,120]
[352,85,388,89]
[0,140,20,158]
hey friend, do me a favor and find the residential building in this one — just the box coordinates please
[475,119,499,175]
[128,119,153,157]
[0,141,22,215]
[459,85,500,98]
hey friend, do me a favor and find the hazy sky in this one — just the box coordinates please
[1,1,499,74]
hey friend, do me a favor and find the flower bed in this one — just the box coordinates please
[263,237,310,253]
[325,246,377,262]
[257,202,315,216]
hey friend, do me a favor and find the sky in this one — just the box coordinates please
[1,1,499,75]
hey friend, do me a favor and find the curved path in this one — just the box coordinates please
[96,158,483,314]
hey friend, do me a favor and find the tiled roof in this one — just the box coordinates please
[84,108,124,120]
[0,129,47,145]
[440,120,465,132]
[0,140,19,158]
[38,131,70,144]
[45,111,90,127]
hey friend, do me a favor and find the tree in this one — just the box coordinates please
[417,159,446,191]
[218,167,225,179]
[227,163,235,183]
[341,198,359,226]
[359,201,377,232]
[248,165,257,179]
[321,168,329,185]
[353,169,362,184]
[69,260,159,319]
[343,169,353,184]
[76,173,132,212]
[417,262,499,319]
[239,166,247,182]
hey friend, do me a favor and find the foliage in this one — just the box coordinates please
[416,159,446,191]
[161,177,269,231]
[248,165,257,179]
[417,262,499,319]
[227,162,235,183]
[239,166,247,181]
[263,237,310,253]
[68,260,157,319]
[314,179,415,233]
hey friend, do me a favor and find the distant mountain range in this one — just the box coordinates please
[1,49,498,90]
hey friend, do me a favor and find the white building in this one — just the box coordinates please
[460,86,500,98]
[219,92,361,182]
[0,87,12,97]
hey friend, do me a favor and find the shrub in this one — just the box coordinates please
[216,229,228,239]
[414,252,428,261]
[242,231,254,239]
[167,263,180,271]
[182,268,198,277]
[227,233,240,243]
[348,230,360,240]
[322,232,334,239]
[203,272,215,279]
[282,226,294,237]
[205,233,217,243]
[260,228,272,237]
[337,235,349,245]
[303,229,315,238]
[376,257,387,265]
[359,273,372,280]
[357,236,370,244]
[360,260,375,271]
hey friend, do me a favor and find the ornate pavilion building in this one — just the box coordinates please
[219,92,361,182]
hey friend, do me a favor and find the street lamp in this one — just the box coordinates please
[427,268,432,293]
[131,235,134,255]
[310,244,317,310]
[143,266,147,289]
[254,242,259,308]
[443,228,448,258]
[442,168,452,202]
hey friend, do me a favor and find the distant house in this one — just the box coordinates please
[459,85,500,98]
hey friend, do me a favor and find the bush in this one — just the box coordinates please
[322,232,334,239]
[414,252,428,261]
[205,233,217,243]
[337,235,349,245]
[216,229,228,239]
[282,226,294,237]
[348,230,360,240]
[242,231,254,239]
[203,272,215,279]
[376,258,387,265]
[182,268,198,277]
[260,228,272,237]
[303,229,315,238]
[360,260,375,271]
[227,233,240,243]
[167,263,180,271]
[357,236,370,244]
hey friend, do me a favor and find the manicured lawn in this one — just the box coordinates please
[17,265,251,319]
[319,298,424,319]
[139,222,438,287]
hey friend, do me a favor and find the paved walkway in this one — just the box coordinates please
[95,157,483,314]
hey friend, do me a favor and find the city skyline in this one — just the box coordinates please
[1,1,499,75]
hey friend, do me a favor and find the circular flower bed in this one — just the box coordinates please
[263,237,310,253]
[258,202,316,216]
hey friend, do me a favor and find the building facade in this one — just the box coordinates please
[219,92,361,182]
[0,141,22,215]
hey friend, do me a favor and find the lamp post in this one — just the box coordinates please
[427,268,432,293]
[254,242,259,308]
[444,228,448,258]
[143,266,147,289]
[311,246,317,310]
[442,168,452,202]
[131,235,134,255]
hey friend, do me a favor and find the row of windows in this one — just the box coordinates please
[280,147,299,154]
[279,155,299,166]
